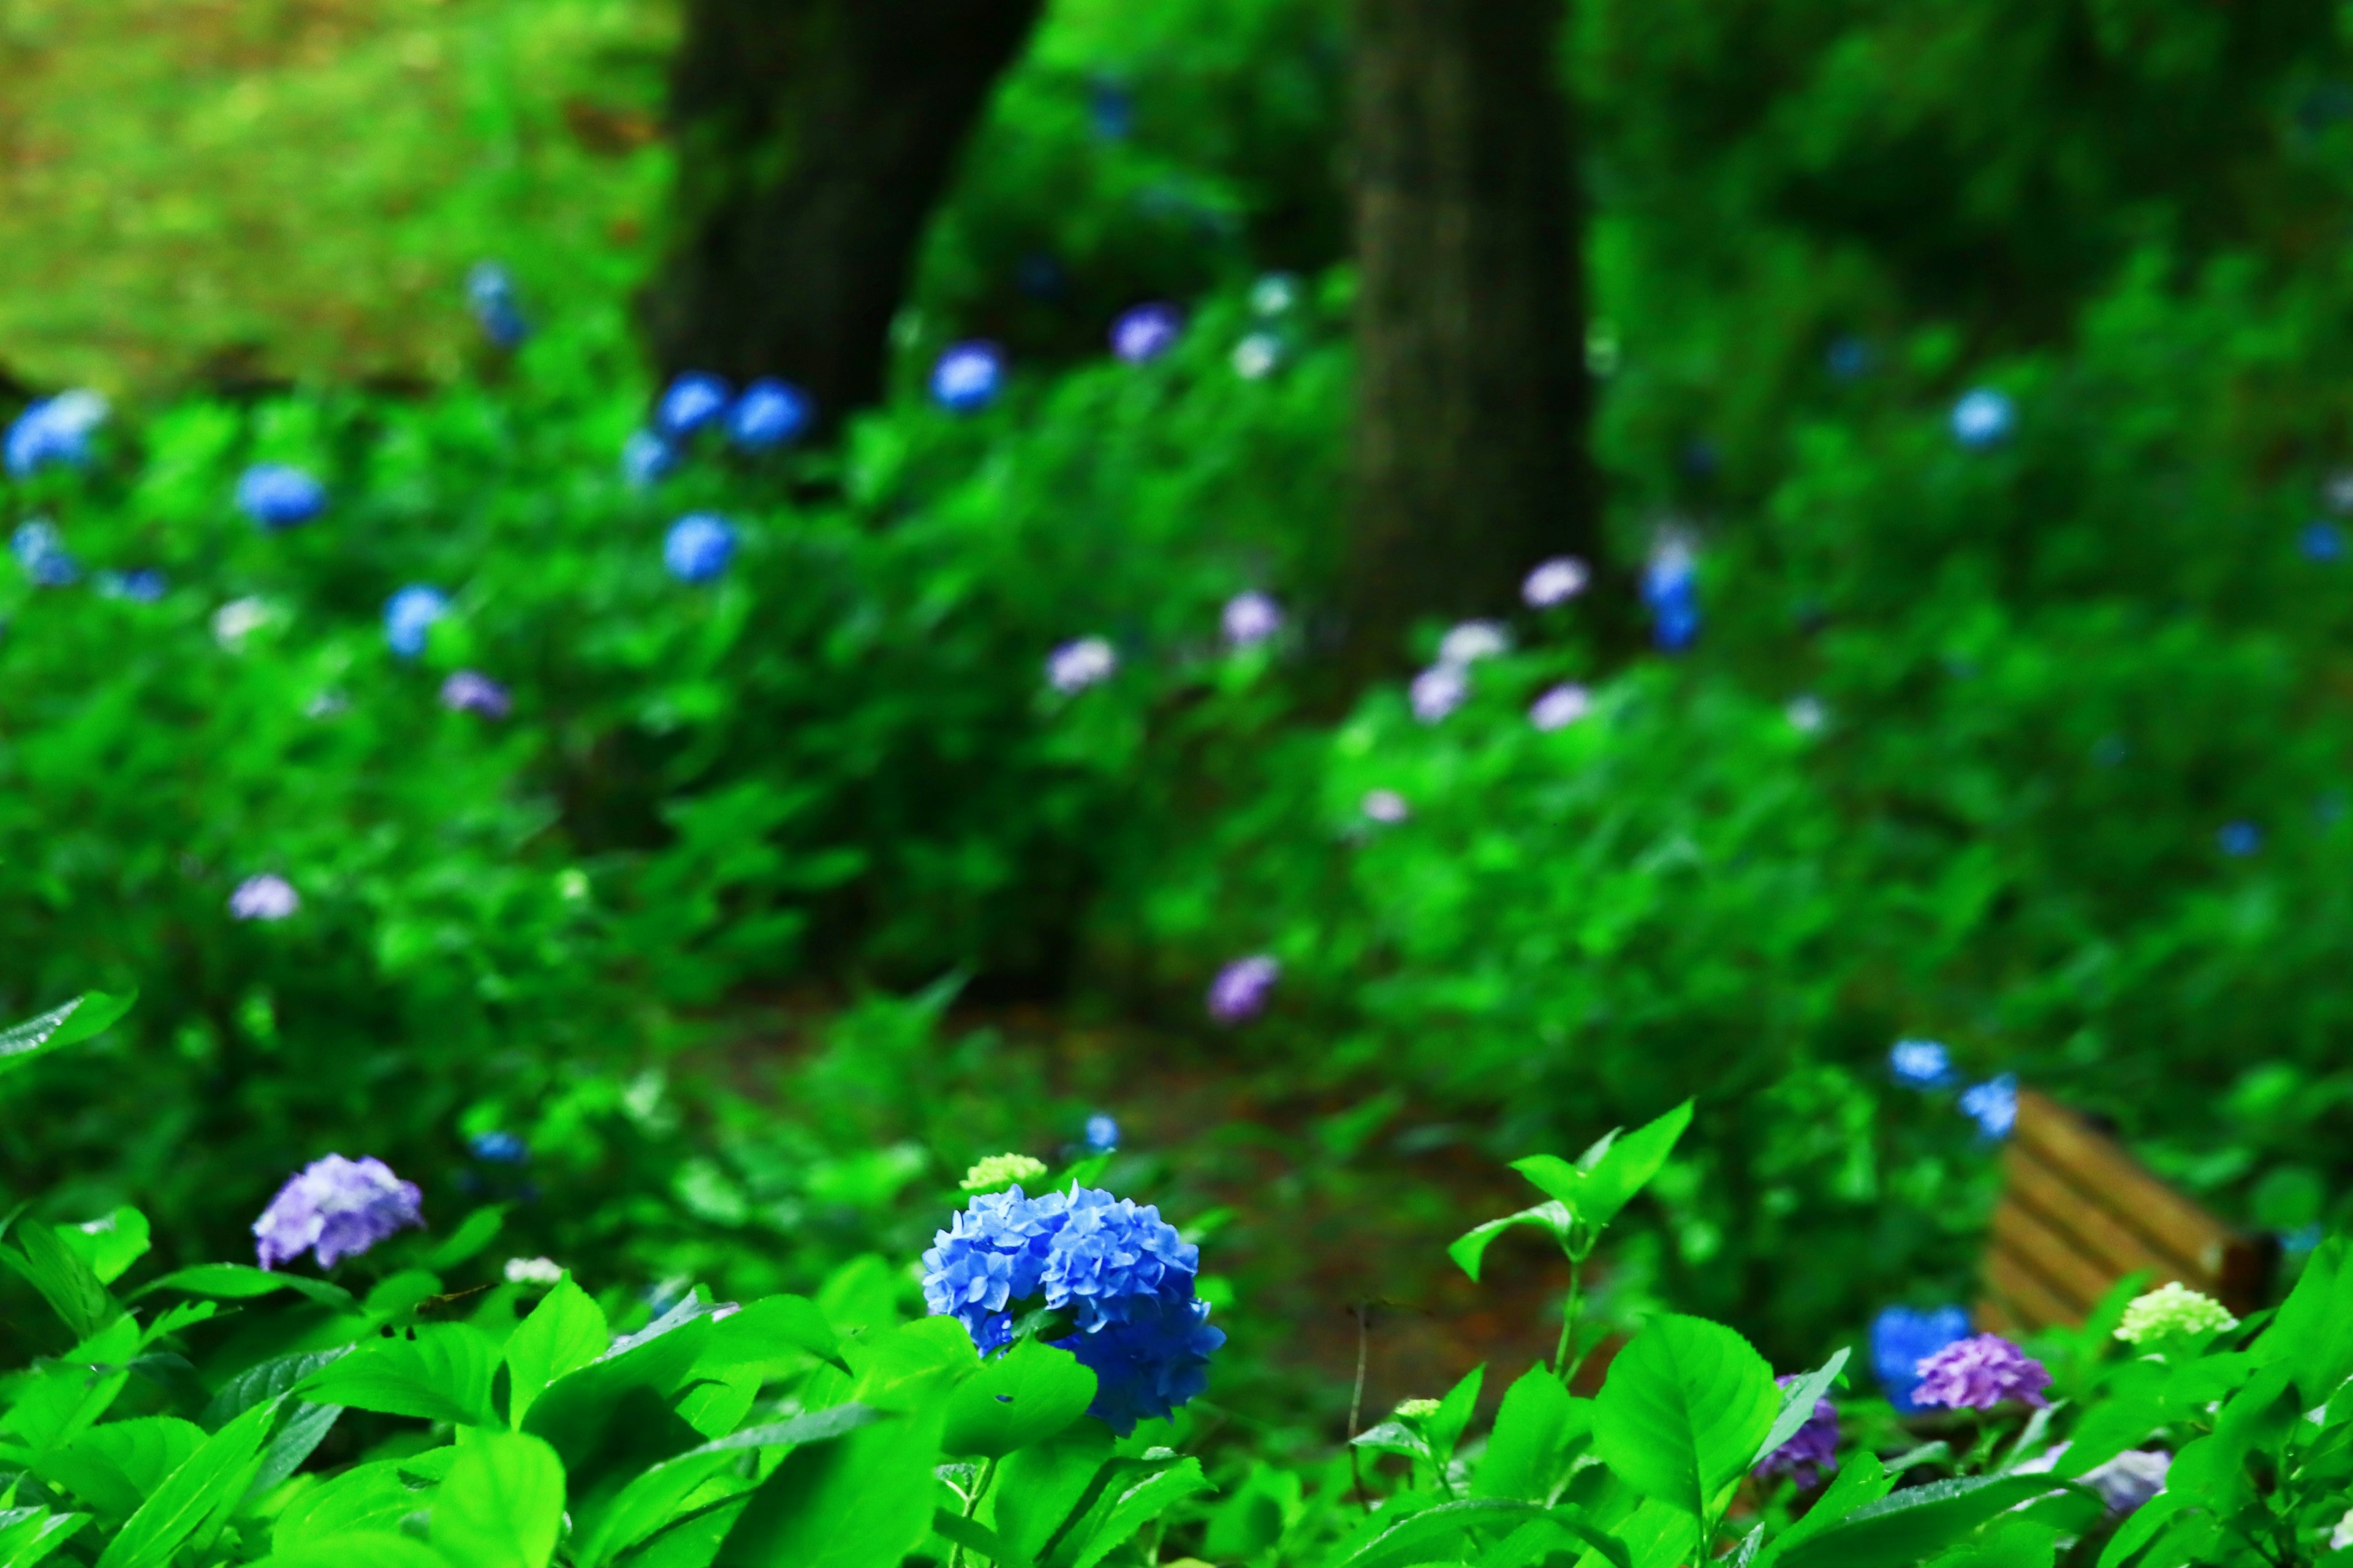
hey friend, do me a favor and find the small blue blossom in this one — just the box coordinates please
[2303,521,2345,562]
[96,568,166,602]
[1111,303,1183,365]
[2218,820,2261,857]
[1960,1073,2018,1140]
[1085,1114,1120,1152]
[1951,388,2015,450]
[658,373,733,438]
[466,262,529,349]
[254,1154,423,1270]
[622,429,676,488]
[5,390,107,478]
[470,1131,528,1164]
[11,520,79,586]
[664,513,737,584]
[1870,1305,1972,1414]
[931,343,1006,414]
[729,379,815,450]
[1889,1039,1957,1089]
[385,585,450,659]
[238,464,328,530]
[1643,537,1700,653]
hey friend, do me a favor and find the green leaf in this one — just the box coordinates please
[574,1405,884,1568]
[503,1275,608,1429]
[94,1395,277,1568]
[1449,1202,1572,1283]
[1751,1347,1848,1471]
[4,1221,121,1339]
[56,1209,150,1286]
[713,1406,940,1568]
[202,1349,352,1429]
[300,1324,499,1428]
[134,1264,355,1312]
[1572,1101,1694,1230]
[943,1336,1097,1458]
[270,1460,423,1553]
[521,1305,717,1485]
[424,1207,506,1271]
[1059,1456,1215,1568]
[431,1431,565,1568]
[0,1509,88,1568]
[1591,1315,1776,1518]
[1610,1497,1703,1568]
[1427,1363,1485,1468]
[695,1293,847,1376]
[1333,1498,1623,1568]
[848,1315,979,1411]
[991,1424,1115,1568]
[0,991,135,1081]
[37,1417,206,1516]
[1773,1475,2071,1568]
[2268,1235,2353,1406]
[249,1537,445,1568]
[2093,1490,2185,1568]
[1472,1365,1588,1502]
[934,1509,1031,1568]
[1757,1451,1890,1566]
[248,1401,342,1501]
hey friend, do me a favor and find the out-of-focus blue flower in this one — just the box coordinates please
[622,429,676,488]
[1523,556,1590,608]
[238,464,328,530]
[96,568,165,602]
[1960,1073,2017,1140]
[1088,77,1135,140]
[1912,1333,2050,1411]
[729,378,815,449]
[1111,303,1183,365]
[931,343,1007,413]
[466,262,529,349]
[11,520,79,586]
[665,513,737,584]
[2218,820,2262,857]
[1056,1291,1223,1436]
[440,670,513,719]
[254,1154,423,1270]
[1207,955,1279,1025]
[658,373,732,437]
[1643,536,1700,652]
[1085,1114,1120,1152]
[1047,636,1117,694]
[1870,1305,1972,1413]
[1889,1039,1957,1089]
[1951,388,2015,450]
[5,390,108,478]
[229,873,300,922]
[1825,336,1872,381]
[2302,521,2345,562]
[1222,591,1282,650]
[1754,1374,1838,1488]
[470,1130,528,1164]
[385,585,450,659]
[1411,664,1467,724]
[1530,684,1592,732]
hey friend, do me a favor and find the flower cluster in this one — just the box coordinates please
[254,1154,423,1270]
[5,390,107,478]
[466,262,529,349]
[229,873,301,922]
[1911,1332,2050,1411]
[12,520,78,587]
[932,343,1007,413]
[1523,556,1590,608]
[1951,387,2015,450]
[1207,955,1279,1025]
[1870,1304,1971,1412]
[961,1153,1049,1192]
[1047,636,1116,694]
[2115,1281,2238,1346]
[385,585,450,659]
[1754,1374,1839,1488]
[1362,789,1410,825]
[1642,535,1700,652]
[730,378,815,449]
[1084,1114,1120,1152]
[1889,1039,1956,1089]
[922,1183,1223,1434]
[1111,303,1183,365]
[1959,1074,2017,1140]
[237,464,328,530]
[1529,683,1591,732]
[665,514,737,585]
[1222,591,1283,650]
[440,671,512,720]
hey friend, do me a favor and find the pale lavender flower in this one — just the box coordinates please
[1222,591,1283,650]
[1437,619,1509,667]
[1754,1374,1839,1488]
[254,1154,423,1270]
[1530,683,1591,732]
[1911,1333,2050,1411]
[2085,1450,2170,1515]
[1047,636,1117,694]
[1523,556,1591,608]
[1207,955,1279,1025]
[1411,664,1468,723]
[229,874,300,922]
[1362,789,1410,824]
[1110,303,1183,364]
[1787,695,1827,733]
[440,670,512,720]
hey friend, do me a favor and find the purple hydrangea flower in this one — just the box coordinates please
[1047,636,1117,694]
[5,390,107,478]
[2085,1450,2170,1515]
[1207,955,1278,1025]
[1951,388,2015,450]
[622,429,676,488]
[237,464,328,530]
[1411,664,1468,724]
[385,585,450,659]
[440,670,512,719]
[1754,1374,1839,1488]
[1871,1305,1971,1413]
[12,520,79,586]
[1111,303,1183,365]
[229,873,301,922]
[1362,789,1410,825]
[657,373,732,438]
[665,513,737,584]
[1523,556,1591,608]
[466,262,528,349]
[730,379,815,450]
[1960,1073,2018,1140]
[1911,1332,2050,1411]
[1438,620,1509,667]
[1222,591,1283,650]
[254,1154,423,1270]
[1890,1039,1956,1089]
[932,343,1007,414]
[1530,683,1591,732]
[1085,1113,1120,1152]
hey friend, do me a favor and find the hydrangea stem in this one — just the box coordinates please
[946,1457,998,1568]
[1553,1254,1586,1386]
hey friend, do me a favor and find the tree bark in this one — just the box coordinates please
[1344,0,1602,678]
[645,0,1045,421]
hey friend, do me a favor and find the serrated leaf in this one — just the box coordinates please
[696,1293,846,1376]
[1574,1100,1693,1230]
[1758,1451,1889,1566]
[247,1402,341,1500]
[248,1537,444,1568]
[4,1221,121,1340]
[1592,1315,1776,1518]
[504,1275,608,1429]
[1448,1202,1573,1283]
[299,1324,498,1428]
[1472,1365,1586,1502]
[431,1430,565,1568]
[1773,1474,2070,1568]
[574,1404,885,1567]
[37,1417,206,1516]
[58,1209,150,1286]
[0,992,135,1080]
[943,1337,1096,1458]
[0,1507,88,1568]
[1063,1456,1214,1568]
[94,1395,277,1568]
[1751,1347,1848,1470]
[1333,1498,1624,1568]
[203,1349,351,1429]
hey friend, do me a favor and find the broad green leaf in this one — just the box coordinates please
[0,992,135,1080]
[695,1293,846,1377]
[1061,1456,1216,1568]
[300,1324,498,1428]
[2093,1490,2185,1568]
[942,1336,1096,1458]
[134,1265,354,1312]
[37,1417,206,1516]
[94,1395,277,1568]
[247,1402,342,1500]
[1757,1451,1889,1566]
[934,1509,1030,1568]
[1591,1316,1776,1517]
[1928,1515,2063,1568]
[631,1501,749,1568]
[1333,1498,1622,1568]
[270,1460,422,1552]
[504,1275,608,1428]
[1,1317,140,1453]
[0,1508,88,1568]
[1509,1157,1590,1210]
[431,1431,564,1568]
[1773,1475,2071,1568]
[847,1314,979,1411]
[577,1405,884,1568]
[1609,1496,1703,1568]
[2053,1393,2164,1482]
[249,1537,444,1568]
[1449,1202,1573,1283]
[1750,1347,1849,1470]
[1572,1102,1694,1230]
[56,1209,150,1286]
[1347,1419,1432,1464]
[2268,1235,2353,1406]
[713,1406,940,1568]
[991,1423,1115,1567]
[521,1308,716,1485]
[1428,1363,1486,1466]
[203,1350,352,1428]
[5,1221,121,1339]
[423,1207,505,1271]
[1472,1366,1586,1502]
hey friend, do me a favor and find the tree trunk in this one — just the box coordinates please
[1344,0,1602,677]
[646,0,1045,421]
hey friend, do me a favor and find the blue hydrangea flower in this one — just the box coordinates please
[665,513,737,584]
[466,262,529,349]
[622,429,676,488]
[470,1131,528,1164]
[1055,1292,1224,1436]
[1754,1373,1839,1488]
[2303,521,2344,562]
[657,373,733,438]
[1111,303,1183,365]
[5,390,107,479]
[96,568,165,602]
[1951,388,2015,450]
[1871,1305,1971,1413]
[1825,336,1872,381]
[1088,77,1135,140]
[11,520,79,586]
[931,343,1007,414]
[1911,1333,2050,1411]
[2218,820,2261,857]
[238,464,327,530]
[921,1184,1070,1339]
[1643,537,1700,652]
[729,379,815,449]
[1960,1073,2017,1140]
[254,1154,423,1270]
[385,585,450,659]
[1889,1039,1957,1089]
[1085,1113,1120,1152]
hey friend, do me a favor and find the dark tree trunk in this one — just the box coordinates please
[646,0,1045,420]
[1343,0,1603,677]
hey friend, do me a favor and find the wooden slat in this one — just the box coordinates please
[2012,1092,2234,1273]
[1982,1245,2085,1334]
[2002,1143,2200,1285]
[1989,1195,2121,1314]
